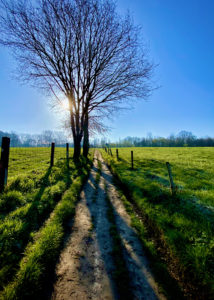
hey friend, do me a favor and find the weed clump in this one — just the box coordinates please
[0,191,25,213]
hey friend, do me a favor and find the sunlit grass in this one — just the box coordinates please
[0,150,91,294]
[0,147,73,183]
[109,147,214,207]
[101,147,214,297]
[1,158,92,300]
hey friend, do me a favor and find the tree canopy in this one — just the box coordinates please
[0,0,154,158]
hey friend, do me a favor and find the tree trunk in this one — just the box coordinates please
[83,112,89,157]
[73,135,82,159]
[69,103,82,160]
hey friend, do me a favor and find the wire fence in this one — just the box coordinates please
[0,137,72,189]
[103,146,214,201]
[9,147,68,175]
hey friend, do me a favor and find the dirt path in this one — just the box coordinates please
[51,150,167,300]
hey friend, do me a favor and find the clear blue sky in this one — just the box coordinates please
[0,0,214,140]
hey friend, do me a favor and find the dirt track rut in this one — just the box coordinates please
[51,150,166,300]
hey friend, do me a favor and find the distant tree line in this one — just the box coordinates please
[1,130,214,148]
[91,131,214,148]
[0,130,71,147]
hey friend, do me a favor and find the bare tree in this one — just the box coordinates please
[0,0,154,158]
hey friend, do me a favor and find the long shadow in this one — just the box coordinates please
[66,164,123,299]
[139,178,214,229]
[45,162,98,300]
[104,162,213,299]
[48,157,182,299]
[0,157,76,291]
[49,161,121,299]
[105,200,184,299]
[65,155,71,188]
[111,158,214,228]
[44,157,94,299]
[145,173,170,187]
[34,166,52,201]
[69,157,158,298]
[0,165,53,290]
[78,161,171,299]
[61,153,213,299]
[101,163,185,300]
[84,168,122,299]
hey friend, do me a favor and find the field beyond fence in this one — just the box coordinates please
[7,146,71,181]
[0,137,72,191]
[103,146,214,208]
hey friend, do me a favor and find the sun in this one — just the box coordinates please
[60,99,70,111]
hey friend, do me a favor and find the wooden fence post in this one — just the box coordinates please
[166,162,176,195]
[50,143,55,167]
[66,143,69,160]
[0,137,10,192]
[131,151,134,169]
[116,149,119,160]
[110,148,113,156]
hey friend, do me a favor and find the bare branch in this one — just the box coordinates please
[0,0,155,157]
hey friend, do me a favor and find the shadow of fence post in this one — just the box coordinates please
[166,162,176,195]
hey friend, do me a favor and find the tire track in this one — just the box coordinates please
[52,151,167,299]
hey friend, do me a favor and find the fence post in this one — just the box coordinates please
[66,143,69,160]
[50,142,55,167]
[110,148,113,157]
[166,162,176,195]
[116,149,119,160]
[0,137,10,192]
[131,151,134,169]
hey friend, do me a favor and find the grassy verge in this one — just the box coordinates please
[0,156,73,217]
[101,149,214,299]
[0,156,88,290]
[116,189,184,300]
[0,180,66,289]
[1,158,92,300]
[0,171,47,217]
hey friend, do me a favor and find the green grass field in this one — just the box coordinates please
[101,147,214,298]
[7,147,69,182]
[105,147,214,208]
[1,146,214,298]
[0,148,92,299]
